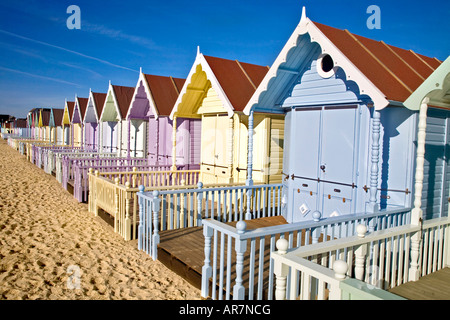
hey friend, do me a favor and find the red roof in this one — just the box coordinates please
[92,92,107,118]
[15,119,27,128]
[66,101,75,118]
[40,109,51,126]
[314,22,442,102]
[204,55,269,111]
[52,108,64,126]
[145,74,185,116]
[112,85,134,119]
[77,97,89,119]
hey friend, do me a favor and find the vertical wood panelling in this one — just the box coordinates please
[421,108,449,220]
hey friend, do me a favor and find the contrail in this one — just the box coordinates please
[0,29,137,72]
[0,66,82,87]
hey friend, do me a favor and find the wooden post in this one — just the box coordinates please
[247,110,254,184]
[201,224,213,298]
[354,224,368,280]
[274,238,289,300]
[151,190,161,260]
[124,181,131,241]
[445,225,450,268]
[369,110,381,213]
[244,111,255,221]
[114,177,120,233]
[155,117,159,165]
[409,98,428,281]
[132,166,137,188]
[196,182,203,227]
[245,184,253,220]
[233,221,247,300]
[171,116,177,171]
[91,170,98,215]
[138,185,145,251]
[127,118,131,158]
[330,260,348,300]
[228,115,234,183]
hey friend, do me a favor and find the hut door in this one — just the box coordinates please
[130,119,146,158]
[319,106,359,218]
[73,123,82,147]
[201,115,218,184]
[421,108,450,220]
[234,115,248,183]
[64,126,70,145]
[201,114,229,183]
[291,105,359,221]
[214,115,229,183]
[105,121,117,153]
[147,118,158,164]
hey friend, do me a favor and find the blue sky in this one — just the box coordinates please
[0,0,448,118]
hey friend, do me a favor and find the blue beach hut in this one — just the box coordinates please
[244,8,444,223]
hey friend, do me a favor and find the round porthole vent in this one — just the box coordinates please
[317,53,336,78]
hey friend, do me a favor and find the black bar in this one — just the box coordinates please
[291,175,357,188]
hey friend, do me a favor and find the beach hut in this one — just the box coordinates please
[84,90,107,151]
[9,118,27,137]
[403,56,450,222]
[49,108,64,144]
[170,49,284,184]
[38,108,51,142]
[62,100,75,146]
[72,96,89,148]
[29,108,40,139]
[99,82,134,155]
[127,70,200,166]
[243,8,443,223]
[26,111,32,138]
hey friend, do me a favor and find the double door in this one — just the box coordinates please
[201,114,230,184]
[290,105,360,222]
[129,119,147,158]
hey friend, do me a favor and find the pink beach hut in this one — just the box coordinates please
[127,70,201,167]
[71,95,89,148]
[83,89,107,151]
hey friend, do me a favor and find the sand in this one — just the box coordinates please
[0,139,201,300]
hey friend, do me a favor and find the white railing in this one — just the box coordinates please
[200,207,411,300]
[88,169,201,240]
[271,216,450,300]
[137,183,283,261]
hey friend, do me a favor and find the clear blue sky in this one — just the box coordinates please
[0,0,448,118]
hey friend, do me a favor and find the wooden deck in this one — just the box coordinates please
[157,216,289,293]
[157,215,333,298]
[388,268,450,300]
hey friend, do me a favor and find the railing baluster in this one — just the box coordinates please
[226,235,232,300]
[201,225,213,298]
[212,229,218,300]
[249,238,256,300]
[219,232,225,300]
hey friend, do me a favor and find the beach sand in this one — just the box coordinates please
[0,139,201,300]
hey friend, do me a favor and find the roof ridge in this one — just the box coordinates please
[169,76,180,95]
[235,60,256,90]
[344,29,413,94]
[409,49,436,72]
[380,41,425,81]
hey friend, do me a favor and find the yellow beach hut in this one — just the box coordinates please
[170,49,285,185]
[38,108,51,142]
[62,100,75,146]
[72,95,89,148]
